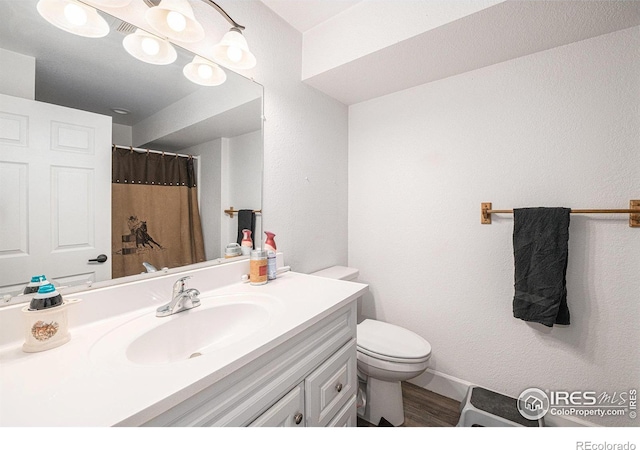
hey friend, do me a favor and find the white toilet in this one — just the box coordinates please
[311,266,432,426]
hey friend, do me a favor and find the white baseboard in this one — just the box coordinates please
[408,369,597,427]
[409,368,471,403]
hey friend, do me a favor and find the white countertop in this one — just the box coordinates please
[0,269,366,426]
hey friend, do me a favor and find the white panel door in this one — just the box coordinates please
[0,93,111,295]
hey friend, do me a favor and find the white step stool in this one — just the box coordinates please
[457,386,541,427]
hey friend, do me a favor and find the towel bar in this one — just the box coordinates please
[481,200,640,227]
[224,207,262,218]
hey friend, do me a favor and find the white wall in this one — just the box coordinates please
[220,0,349,272]
[349,27,640,426]
[227,130,263,212]
[0,48,35,100]
[220,130,263,248]
[183,139,222,260]
[112,123,132,147]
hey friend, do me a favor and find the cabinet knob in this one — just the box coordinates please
[294,413,303,425]
[336,383,343,393]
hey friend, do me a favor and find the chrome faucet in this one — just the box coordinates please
[156,276,201,317]
[142,262,157,273]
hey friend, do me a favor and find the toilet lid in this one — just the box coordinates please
[357,319,431,360]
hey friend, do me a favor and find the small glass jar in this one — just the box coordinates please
[250,249,268,285]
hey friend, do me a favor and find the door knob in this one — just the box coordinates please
[88,254,108,263]
[294,413,303,425]
[336,383,343,393]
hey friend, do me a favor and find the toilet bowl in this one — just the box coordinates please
[311,266,432,426]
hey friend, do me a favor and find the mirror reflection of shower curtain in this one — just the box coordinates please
[111,147,205,278]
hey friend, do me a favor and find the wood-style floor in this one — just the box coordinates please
[357,382,461,427]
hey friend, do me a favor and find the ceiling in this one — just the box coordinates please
[260,0,640,105]
[260,0,362,33]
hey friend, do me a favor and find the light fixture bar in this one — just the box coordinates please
[199,0,244,30]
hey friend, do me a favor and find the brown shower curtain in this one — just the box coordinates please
[111,147,205,278]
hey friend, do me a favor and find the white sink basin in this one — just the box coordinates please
[90,293,284,366]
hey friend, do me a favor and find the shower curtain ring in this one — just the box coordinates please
[129,146,133,153]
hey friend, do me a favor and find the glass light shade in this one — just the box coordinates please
[88,0,133,7]
[122,29,177,65]
[211,27,256,70]
[166,10,186,32]
[37,0,109,38]
[183,56,226,87]
[145,0,204,43]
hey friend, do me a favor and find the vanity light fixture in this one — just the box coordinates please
[145,0,205,43]
[36,0,109,38]
[201,0,257,70]
[183,55,226,86]
[211,26,256,70]
[123,29,177,65]
[88,0,134,7]
[36,0,257,88]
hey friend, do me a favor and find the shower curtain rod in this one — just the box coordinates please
[481,201,640,227]
[112,144,199,160]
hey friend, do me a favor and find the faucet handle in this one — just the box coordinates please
[173,276,192,296]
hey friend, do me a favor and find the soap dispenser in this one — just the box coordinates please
[264,232,277,280]
[241,229,253,255]
[23,275,48,295]
[264,231,277,253]
[21,284,75,352]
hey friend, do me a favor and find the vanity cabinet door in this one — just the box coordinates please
[327,395,357,427]
[305,339,357,427]
[249,382,305,427]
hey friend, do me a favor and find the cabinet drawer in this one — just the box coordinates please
[305,339,356,427]
[249,382,305,427]
[327,394,357,427]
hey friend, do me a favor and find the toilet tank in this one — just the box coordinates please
[310,266,359,282]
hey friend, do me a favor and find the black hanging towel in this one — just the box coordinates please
[512,207,571,327]
[236,209,256,249]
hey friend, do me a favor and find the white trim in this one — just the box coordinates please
[409,368,470,403]
[407,368,598,427]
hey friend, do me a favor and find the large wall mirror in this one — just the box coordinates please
[0,0,263,304]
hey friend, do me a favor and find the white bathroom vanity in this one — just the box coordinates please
[0,257,367,426]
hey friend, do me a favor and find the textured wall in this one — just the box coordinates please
[111,123,132,147]
[0,48,34,100]
[349,27,640,426]
[222,1,350,272]
[221,131,263,250]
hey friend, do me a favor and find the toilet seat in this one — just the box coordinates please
[357,346,431,364]
[357,349,430,378]
[357,319,431,363]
